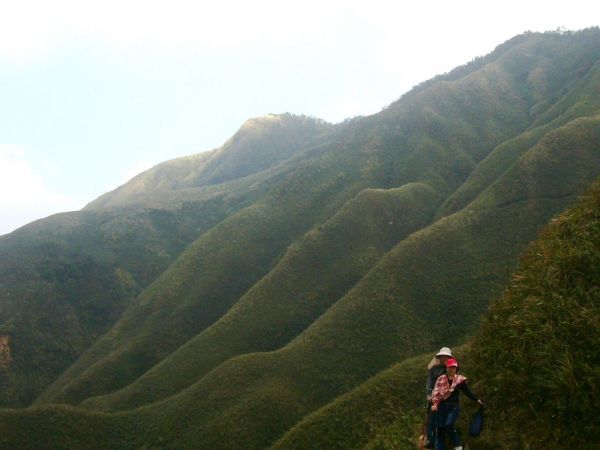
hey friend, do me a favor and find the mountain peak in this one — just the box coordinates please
[85,113,332,210]
[240,113,282,128]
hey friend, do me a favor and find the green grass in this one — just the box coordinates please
[80,182,441,411]
[36,149,375,405]
[469,178,600,449]
[0,404,144,450]
[2,29,600,450]
[39,27,572,407]
[87,113,334,210]
[0,206,223,406]
[270,352,433,450]
[70,108,600,449]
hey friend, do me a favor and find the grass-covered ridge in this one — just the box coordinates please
[80,182,440,411]
[38,29,600,410]
[37,106,600,449]
[2,175,596,449]
[86,113,334,210]
[0,29,600,449]
[0,206,220,406]
[470,178,600,449]
[270,352,433,450]
[274,179,600,450]
[360,178,600,450]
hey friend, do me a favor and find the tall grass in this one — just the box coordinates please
[470,179,600,449]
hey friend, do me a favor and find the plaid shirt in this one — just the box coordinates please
[431,374,467,407]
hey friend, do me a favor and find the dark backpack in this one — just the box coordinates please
[468,406,484,437]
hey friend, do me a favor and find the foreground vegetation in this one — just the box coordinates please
[470,178,600,449]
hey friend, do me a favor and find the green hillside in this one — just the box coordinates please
[269,352,432,450]
[0,29,599,449]
[87,111,598,450]
[38,30,600,410]
[86,113,334,210]
[365,178,600,450]
[0,207,208,406]
[469,178,600,449]
[0,114,333,407]
[80,182,440,411]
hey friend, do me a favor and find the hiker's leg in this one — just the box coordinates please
[434,425,447,450]
[444,405,462,447]
[427,405,436,445]
[435,406,448,450]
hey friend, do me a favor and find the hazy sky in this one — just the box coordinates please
[1,0,598,235]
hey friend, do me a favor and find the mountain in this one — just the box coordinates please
[86,113,334,210]
[0,113,334,406]
[0,29,599,448]
[337,179,600,450]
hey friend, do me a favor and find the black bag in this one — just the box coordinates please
[468,406,484,437]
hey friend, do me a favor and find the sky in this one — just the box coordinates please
[0,0,598,235]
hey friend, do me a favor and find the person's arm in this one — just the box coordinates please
[459,382,484,405]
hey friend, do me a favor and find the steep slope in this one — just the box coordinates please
[36,149,372,405]
[3,173,597,449]
[86,113,333,210]
[39,63,600,450]
[0,405,143,450]
[0,114,331,407]
[0,207,204,406]
[469,178,600,449]
[1,29,600,450]
[270,349,468,450]
[123,113,600,450]
[80,182,440,411]
[36,30,600,409]
[439,49,600,218]
[130,114,600,450]
[325,181,600,450]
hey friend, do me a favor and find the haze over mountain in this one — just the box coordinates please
[0,29,599,449]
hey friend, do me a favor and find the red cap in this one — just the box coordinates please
[446,358,459,368]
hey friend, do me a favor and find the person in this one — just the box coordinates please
[424,347,453,448]
[431,358,484,450]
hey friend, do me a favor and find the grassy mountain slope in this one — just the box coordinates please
[37,142,381,405]
[1,29,600,450]
[37,30,597,409]
[86,113,333,210]
[0,114,332,407]
[469,178,600,449]
[306,179,600,450]
[80,182,440,411]
[439,53,600,218]
[33,108,600,450]
[136,112,600,450]
[270,350,460,450]
[0,206,210,406]
[3,179,596,450]
[0,405,143,450]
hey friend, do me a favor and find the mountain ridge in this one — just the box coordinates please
[85,113,334,210]
[0,29,599,449]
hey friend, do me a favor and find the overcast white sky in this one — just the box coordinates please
[0,0,598,235]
